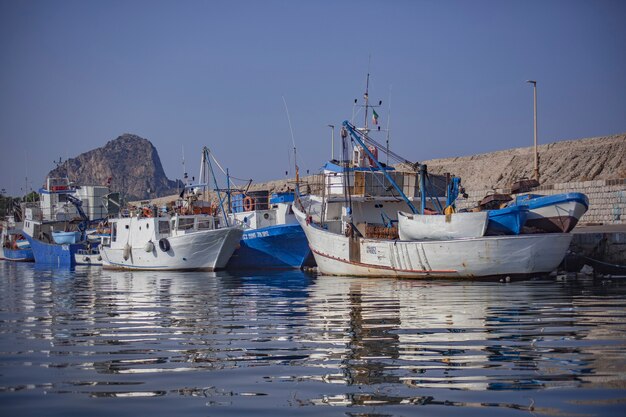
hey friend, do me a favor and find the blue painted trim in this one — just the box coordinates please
[269,193,294,204]
[515,192,589,211]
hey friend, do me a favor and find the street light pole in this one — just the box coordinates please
[328,124,335,161]
[526,80,539,182]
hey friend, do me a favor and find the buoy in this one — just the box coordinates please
[243,196,255,211]
[159,238,171,252]
[144,241,154,252]
[123,243,131,260]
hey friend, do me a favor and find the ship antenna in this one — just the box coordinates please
[364,72,370,133]
[386,84,392,166]
[282,96,299,186]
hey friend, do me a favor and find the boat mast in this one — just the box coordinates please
[343,121,419,214]
[363,72,370,134]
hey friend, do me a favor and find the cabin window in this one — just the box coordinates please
[196,218,214,230]
[159,220,170,234]
[178,217,195,231]
[146,223,149,229]
[112,224,117,242]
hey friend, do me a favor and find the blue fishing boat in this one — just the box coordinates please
[22,176,109,267]
[226,192,312,269]
[190,146,312,270]
[22,233,95,267]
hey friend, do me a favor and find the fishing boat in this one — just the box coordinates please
[295,204,571,278]
[99,212,242,271]
[294,106,574,278]
[227,191,312,269]
[21,176,109,267]
[188,146,312,270]
[1,217,34,262]
[398,210,488,240]
[512,192,589,233]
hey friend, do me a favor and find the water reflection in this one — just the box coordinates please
[1,262,626,416]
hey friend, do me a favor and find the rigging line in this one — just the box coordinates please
[282,96,297,174]
[346,121,418,166]
[386,84,392,166]
[207,150,251,185]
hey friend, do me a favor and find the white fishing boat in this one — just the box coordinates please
[99,213,242,271]
[294,104,574,278]
[295,202,571,278]
[397,210,488,241]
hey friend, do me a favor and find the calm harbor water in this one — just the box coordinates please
[1,262,625,416]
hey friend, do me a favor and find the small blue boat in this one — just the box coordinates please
[486,205,529,235]
[1,246,34,262]
[1,220,34,262]
[52,231,81,244]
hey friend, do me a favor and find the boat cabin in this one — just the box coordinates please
[105,214,220,248]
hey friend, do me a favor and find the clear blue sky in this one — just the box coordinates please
[1,0,625,196]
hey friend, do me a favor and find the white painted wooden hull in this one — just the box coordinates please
[100,227,242,271]
[398,211,488,240]
[295,205,571,279]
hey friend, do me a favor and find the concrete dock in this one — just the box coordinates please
[566,224,626,274]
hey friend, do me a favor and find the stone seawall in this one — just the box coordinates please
[457,178,626,225]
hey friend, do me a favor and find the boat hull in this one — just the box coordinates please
[74,247,102,266]
[520,193,589,233]
[1,247,34,262]
[398,211,488,240]
[227,223,312,269]
[100,227,242,271]
[23,233,89,267]
[295,206,572,279]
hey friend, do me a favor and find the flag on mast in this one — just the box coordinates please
[372,109,379,125]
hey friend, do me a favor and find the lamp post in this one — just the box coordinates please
[526,80,539,182]
[328,124,335,161]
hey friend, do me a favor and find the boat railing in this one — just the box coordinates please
[196,216,216,231]
[320,219,344,234]
[306,171,432,199]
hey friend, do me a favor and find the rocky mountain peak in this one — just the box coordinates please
[48,134,182,200]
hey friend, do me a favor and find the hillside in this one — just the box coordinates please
[421,133,626,191]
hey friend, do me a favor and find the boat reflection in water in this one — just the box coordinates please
[0,263,625,416]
